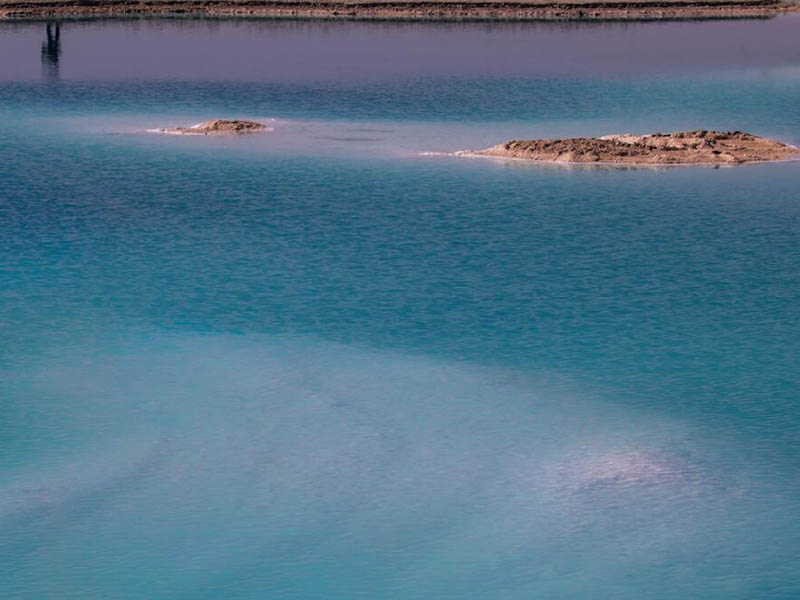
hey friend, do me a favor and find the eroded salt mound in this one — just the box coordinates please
[460,130,799,165]
[148,119,269,135]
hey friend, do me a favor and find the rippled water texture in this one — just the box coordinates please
[1,17,800,599]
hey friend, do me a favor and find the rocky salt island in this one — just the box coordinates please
[458,130,799,166]
[148,119,269,135]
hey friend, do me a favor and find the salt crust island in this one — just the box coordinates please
[457,130,800,166]
[148,119,269,135]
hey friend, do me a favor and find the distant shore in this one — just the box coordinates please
[2,0,799,21]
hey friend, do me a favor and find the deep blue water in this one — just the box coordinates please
[1,17,800,599]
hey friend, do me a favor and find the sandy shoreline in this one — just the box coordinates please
[2,0,799,20]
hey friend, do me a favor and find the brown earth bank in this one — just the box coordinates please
[458,131,800,165]
[1,0,799,20]
[147,119,269,134]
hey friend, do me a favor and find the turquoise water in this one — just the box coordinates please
[2,17,800,598]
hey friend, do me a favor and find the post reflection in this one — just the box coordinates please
[41,22,60,81]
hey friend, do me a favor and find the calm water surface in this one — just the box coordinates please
[1,17,800,599]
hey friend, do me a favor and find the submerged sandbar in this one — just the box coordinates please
[458,130,799,166]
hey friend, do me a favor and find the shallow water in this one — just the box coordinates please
[1,17,800,599]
